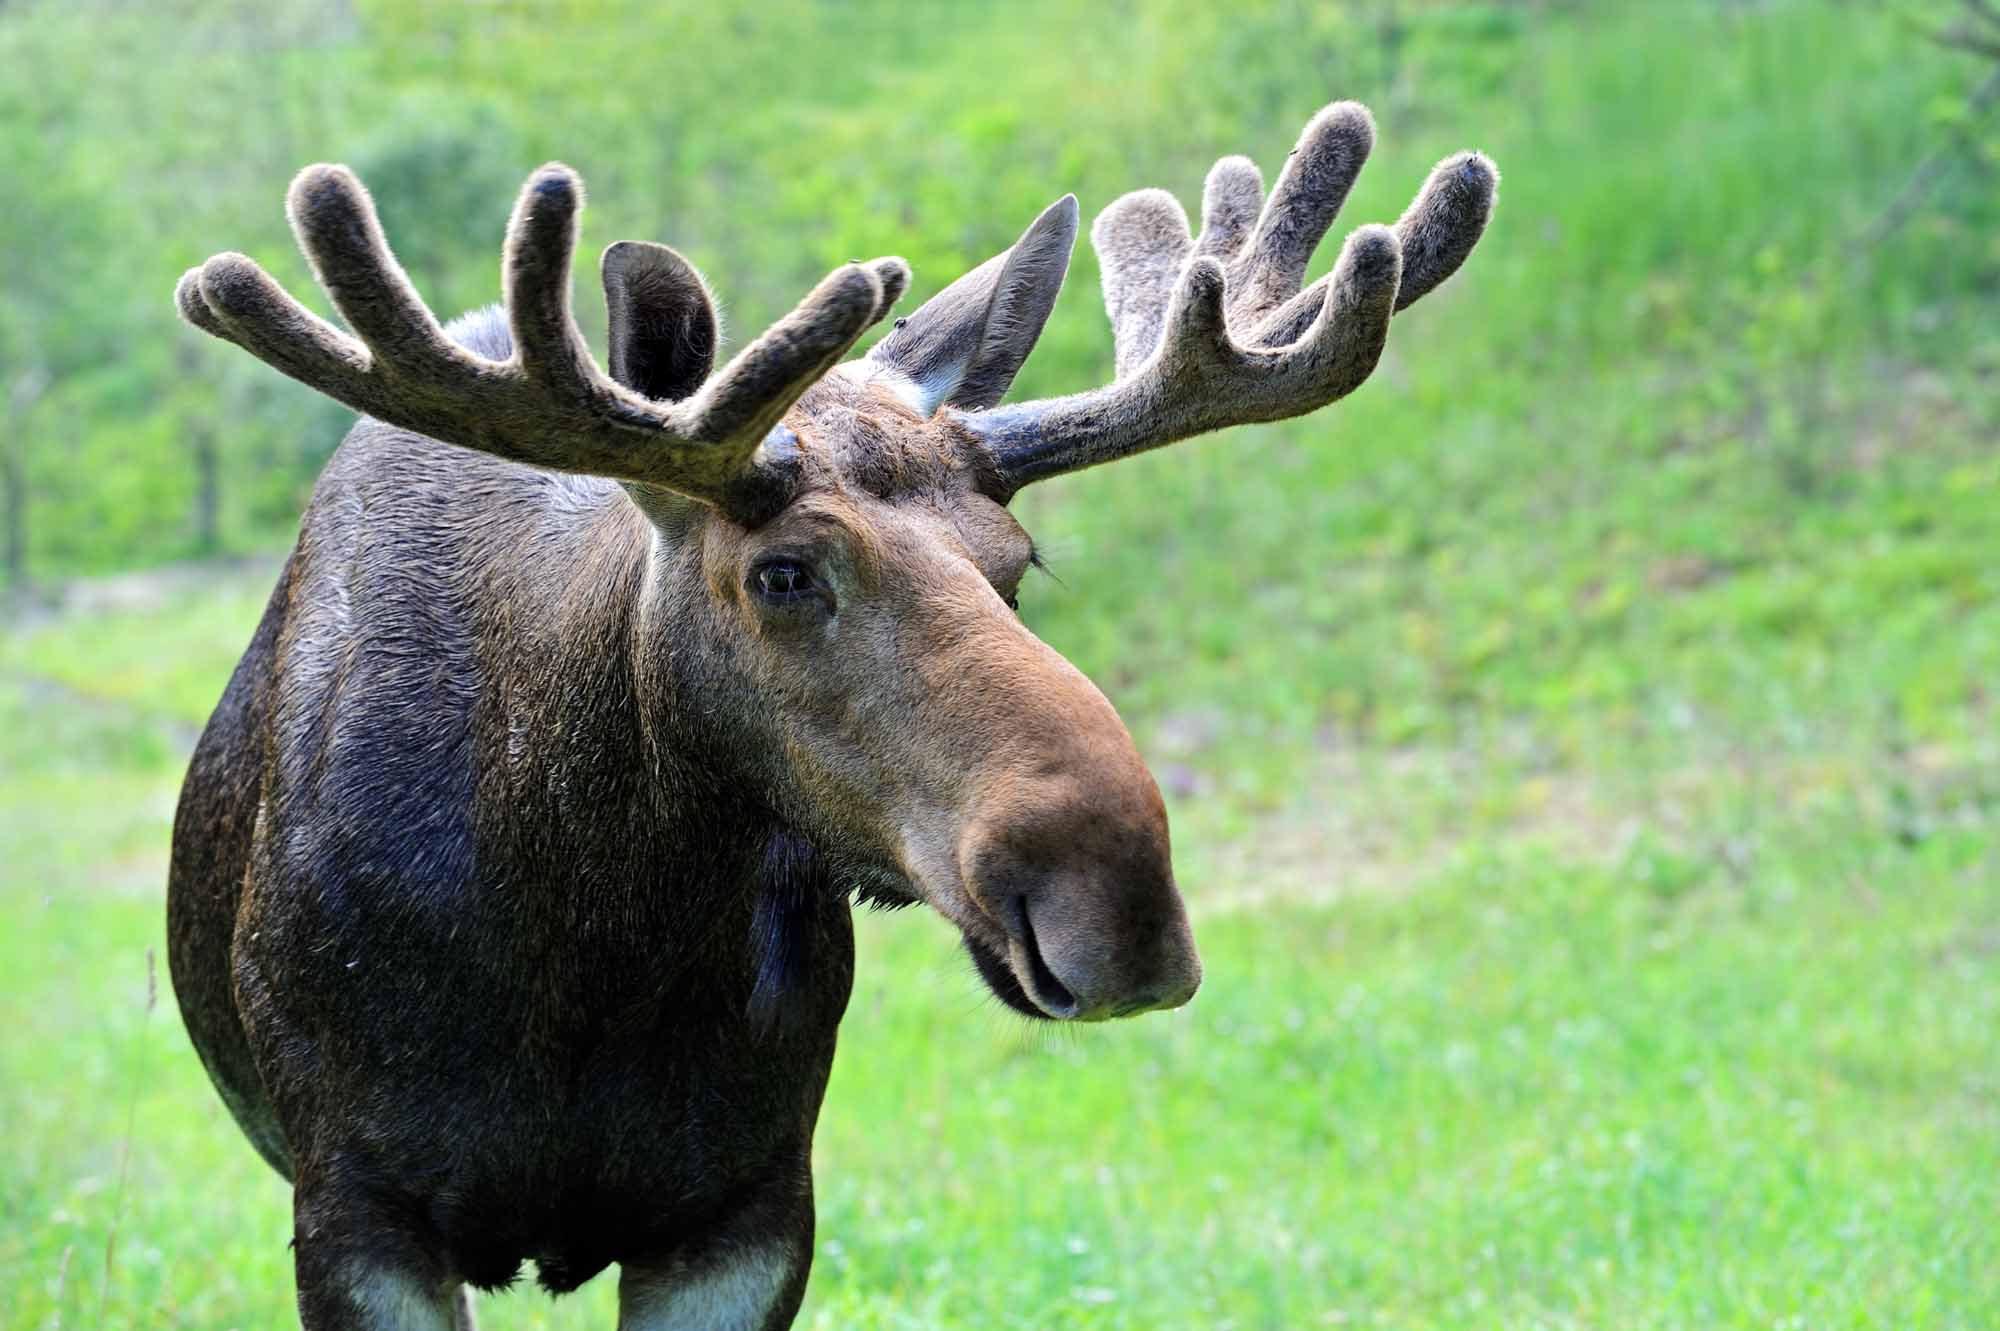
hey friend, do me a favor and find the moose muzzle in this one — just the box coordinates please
[954,733,1201,1022]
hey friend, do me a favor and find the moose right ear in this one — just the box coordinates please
[863,194,1078,415]
[601,241,718,403]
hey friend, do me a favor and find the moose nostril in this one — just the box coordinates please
[1004,895,1079,1018]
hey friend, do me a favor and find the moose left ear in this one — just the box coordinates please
[864,194,1078,414]
[601,240,718,403]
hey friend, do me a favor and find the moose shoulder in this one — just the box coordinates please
[167,101,1495,1330]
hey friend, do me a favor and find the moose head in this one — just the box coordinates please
[175,103,1495,1024]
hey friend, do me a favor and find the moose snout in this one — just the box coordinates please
[1010,874,1202,1021]
[958,777,1202,1022]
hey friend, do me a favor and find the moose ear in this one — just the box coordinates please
[601,240,718,403]
[865,194,1078,414]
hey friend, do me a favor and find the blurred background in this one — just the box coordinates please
[3,0,1996,1327]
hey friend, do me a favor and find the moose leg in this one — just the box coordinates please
[291,1185,468,1331]
[616,1173,815,1331]
[617,1244,805,1331]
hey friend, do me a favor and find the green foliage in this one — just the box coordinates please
[3,0,1987,583]
[2,0,1997,1327]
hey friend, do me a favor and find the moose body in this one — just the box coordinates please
[167,102,1494,1327]
[171,379,858,1313]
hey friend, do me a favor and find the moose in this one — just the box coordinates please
[167,101,1494,1328]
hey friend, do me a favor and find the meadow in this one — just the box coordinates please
[3,1,1997,1327]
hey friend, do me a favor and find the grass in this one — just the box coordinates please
[4,0,1999,1327]
[3,581,1996,1329]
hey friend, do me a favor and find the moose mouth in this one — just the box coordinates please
[963,896,1078,1021]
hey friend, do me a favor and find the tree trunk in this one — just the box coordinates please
[4,368,50,589]
[194,428,221,556]
[179,343,223,557]
[1,436,23,589]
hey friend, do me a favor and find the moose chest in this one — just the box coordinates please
[233,804,857,1290]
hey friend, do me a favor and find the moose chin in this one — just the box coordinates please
[166,98,1494,1329]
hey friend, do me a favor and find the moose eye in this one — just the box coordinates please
[752,560,819,605]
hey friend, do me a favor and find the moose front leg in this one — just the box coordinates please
[296,1267,475,1331]
[291,1181,478,1331]
[616,1172,816,1331]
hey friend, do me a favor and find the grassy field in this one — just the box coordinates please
[5,0,1999,1328]
[5,579,1996,1331]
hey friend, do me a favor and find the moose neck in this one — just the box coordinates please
[422,475,852,1031]
[455,480,761,907]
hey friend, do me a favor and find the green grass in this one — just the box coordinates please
[4,583,1996,1329]
[4,0,1999,1327]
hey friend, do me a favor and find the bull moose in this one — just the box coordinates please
[167,101,1495,1328]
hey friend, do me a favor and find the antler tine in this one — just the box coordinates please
[1246,146,1501,351]
[174,161,911,519]
[954,101,1495,493]
[1393,150,1499,311]
[287,165,466,371]
[1195,156,1264,261]
[1092,189,1193,379]
[689,257,908,448]
[181,253,376,405]
[173,266,236,342]
[1273,223,1402,404]
[505,165,608,403]
[1228,101,1374,324]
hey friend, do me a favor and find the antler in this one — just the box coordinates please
[176,163,909,518]
[952,102,1496,492]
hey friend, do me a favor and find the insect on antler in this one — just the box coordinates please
[952,102,1496,493]
[176,164,909,519]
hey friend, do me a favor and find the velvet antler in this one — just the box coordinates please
[953,102,1496,493]
[176,164,908,520]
